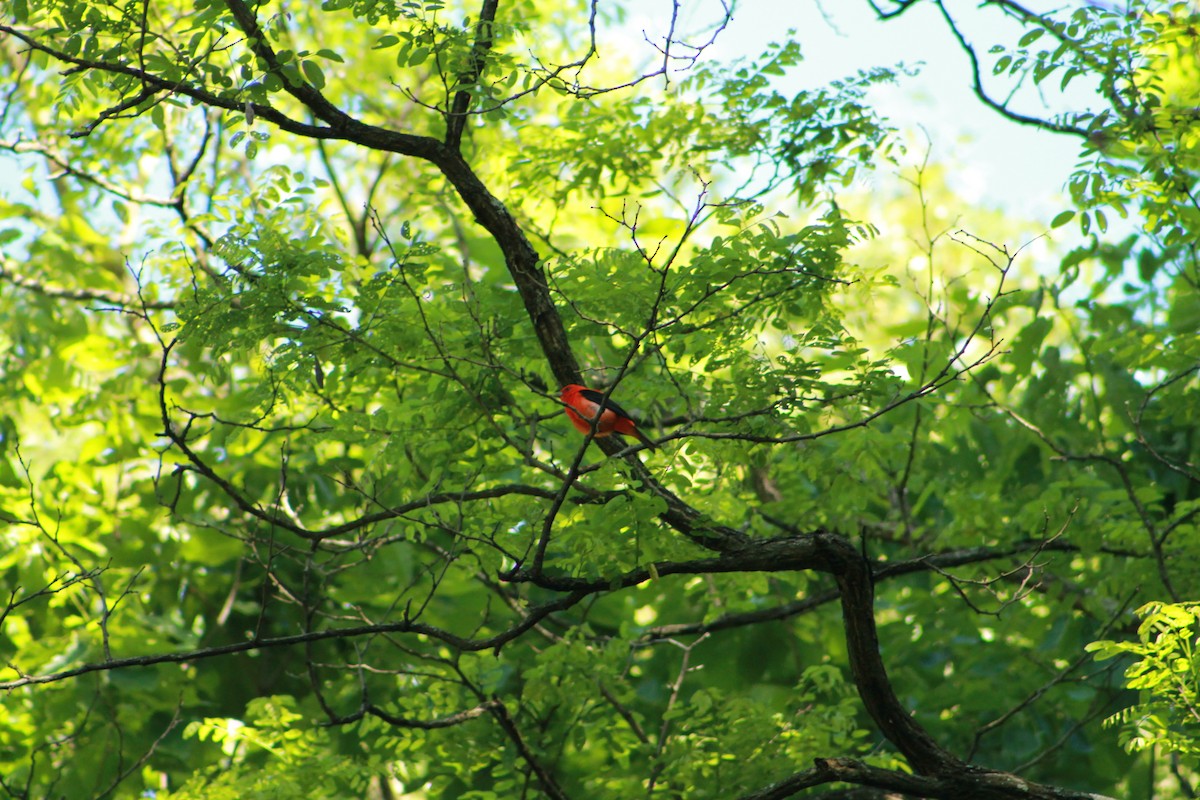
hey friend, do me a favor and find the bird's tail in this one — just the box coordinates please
[632,427,658,451]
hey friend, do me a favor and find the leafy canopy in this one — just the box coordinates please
[0,1,1198,799]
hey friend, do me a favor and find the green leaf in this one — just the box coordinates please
[1018,28,1045,47]
[301,59,326,89]
[1050,209,1075,228]
[408,46,430,66]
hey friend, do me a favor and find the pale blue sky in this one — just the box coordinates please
[681,0,1089,217]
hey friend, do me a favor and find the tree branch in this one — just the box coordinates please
[932,0,1087,136]
[743,756,1116,799]
[0,260,174,310]
[445,0,500,150]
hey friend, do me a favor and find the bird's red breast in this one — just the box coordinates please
[560,384,655,448]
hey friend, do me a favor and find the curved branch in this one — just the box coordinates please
[0,136,178,207]
[932,0,1086,136]
[830,543,959,774]
[736,534,1118,799]
[0,22,441,153]
[222,0,353,129]
[866,0,921,20]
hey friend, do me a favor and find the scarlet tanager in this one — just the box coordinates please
[560,384,657,450]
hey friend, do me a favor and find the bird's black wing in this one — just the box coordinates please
[578,387,637,421]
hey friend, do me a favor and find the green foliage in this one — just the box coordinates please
[161,696,382,799]
[994,2,1200,243]
[1089,603,1200,761]
[0,0,1198,798]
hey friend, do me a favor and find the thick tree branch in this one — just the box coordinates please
[222,0,352,128]
[736,537,1118,799]
[0,514,1122,800]
[433,149,581,385]
[830,544,959,774]
[216,0,580,387]
[3,11,747,560]
[743,756,1115,800]
[445,0,500,150]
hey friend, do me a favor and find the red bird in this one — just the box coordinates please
[560,384,656,450]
